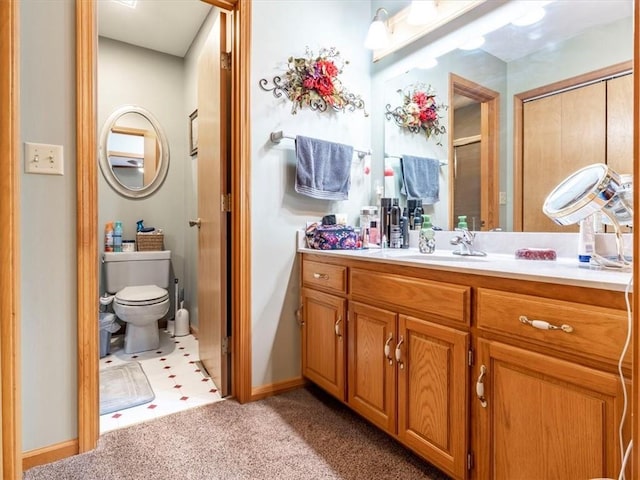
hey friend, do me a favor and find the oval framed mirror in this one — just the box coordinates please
[99,105,170,198]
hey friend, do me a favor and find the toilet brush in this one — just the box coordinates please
[171,278,179,337]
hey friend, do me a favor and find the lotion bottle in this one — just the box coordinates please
[578,214,595,263]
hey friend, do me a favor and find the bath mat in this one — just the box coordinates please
[100,362,155,415]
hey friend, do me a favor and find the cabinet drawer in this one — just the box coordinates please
[477,288,629,365]
[302,259,347,295]
[350,268,470,324]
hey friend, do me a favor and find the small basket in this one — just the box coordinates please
[136,232,164,251]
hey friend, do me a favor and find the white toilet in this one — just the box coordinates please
[103,250,171,354]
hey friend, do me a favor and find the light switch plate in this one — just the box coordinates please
[499,191,507,205]
[24,142,64,175]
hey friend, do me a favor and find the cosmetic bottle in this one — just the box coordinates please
[104,222,114,252]
[113,221,123,253]
[389,199,402,248]
[578,214,595,263]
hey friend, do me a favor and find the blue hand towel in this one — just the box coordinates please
[295,135,354,200]
[400,155,440,204]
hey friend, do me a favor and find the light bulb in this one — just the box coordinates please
[407,0,438,26]
[364,14,389,50]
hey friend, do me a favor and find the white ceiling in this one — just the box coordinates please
[97,0,633,62]
[481,0,633,63]
[98,0,212,58]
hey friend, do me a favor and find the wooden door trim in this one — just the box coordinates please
[76,0,99,453]
[448,73,500,230]
[76,0,253,452]
[0,0,22,476]
[632,1,639,476]
[230,0,252,403]
[512,60,632,231]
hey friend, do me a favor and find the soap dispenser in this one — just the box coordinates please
[419,214,436,254]
[457,215,468,229]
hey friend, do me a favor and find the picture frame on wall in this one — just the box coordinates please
[189,109,198,156]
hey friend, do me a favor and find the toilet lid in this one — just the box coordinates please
[115,285,168,305]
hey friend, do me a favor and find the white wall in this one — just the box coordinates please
[20,0,77,451]
[250,0,372,387]
[98,38,187,317]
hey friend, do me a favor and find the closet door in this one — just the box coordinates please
[606,74,633,176]
[522,82,605,232]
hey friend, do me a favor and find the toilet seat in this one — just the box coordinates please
[115,285,169,306]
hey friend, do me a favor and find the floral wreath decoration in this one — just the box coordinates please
[259,47,367,116]
[385,83,447,145]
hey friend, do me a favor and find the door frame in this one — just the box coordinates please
[0,1,22,477]
[448,73,499,231]
[76,0,252,452]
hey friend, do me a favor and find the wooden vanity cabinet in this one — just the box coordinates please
[300,260,348,401]
[348,268,471,479]
[299,254,630,480]
[473,287,630,480]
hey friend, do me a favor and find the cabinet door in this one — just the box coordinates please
[348,301,397,433]
[397,315,469,480]
[474,339,624,480]
[301,288,346,401]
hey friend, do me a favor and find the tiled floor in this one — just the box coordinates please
[99,325,223,434]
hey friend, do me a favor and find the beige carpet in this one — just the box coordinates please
[23,386,452,480]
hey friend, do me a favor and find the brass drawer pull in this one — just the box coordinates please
[476,365,487,408]
[395,336,404,369]
[384,333,394,365]
[334,316,342,338]
[519,315,574,333]
[313,272,329,280]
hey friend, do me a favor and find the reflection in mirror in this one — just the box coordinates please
[381,0,633,232]
[99,105,169,199]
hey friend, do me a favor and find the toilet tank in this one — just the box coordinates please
[103,250,171,293]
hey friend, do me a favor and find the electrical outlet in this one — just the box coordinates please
[24,142,64,175]
[499,191,507,205]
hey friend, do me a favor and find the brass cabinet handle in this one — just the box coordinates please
[384,333,394,365]
[334,316,342,339]
[296,306,304,326]
[476,365,487,408]
[519,315,574,333]
[395,336,404,369]
[313,272,329,280]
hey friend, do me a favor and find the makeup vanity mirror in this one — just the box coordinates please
[379,0,633,232]
[99,105,170,199]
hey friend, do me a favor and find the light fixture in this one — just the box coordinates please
[364,8,390,50]
[459,36,485,50]
[511,7,546,27]
[407,0,438,26]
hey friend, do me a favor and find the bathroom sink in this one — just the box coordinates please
[368,249,488,262]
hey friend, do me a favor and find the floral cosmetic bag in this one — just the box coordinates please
[306,223,359,250]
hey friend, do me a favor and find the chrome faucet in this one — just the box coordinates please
[450,228,486,256]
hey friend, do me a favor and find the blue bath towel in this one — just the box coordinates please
[400,155,440,204]
[295,135,354,200]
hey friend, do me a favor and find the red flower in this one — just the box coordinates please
[412,91,428,107]
[315,76,335,97]
[316,59,338,78]
[303,77,316,90]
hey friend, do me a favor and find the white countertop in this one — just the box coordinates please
[298,246,632,292]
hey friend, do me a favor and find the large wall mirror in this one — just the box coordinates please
[381,0,633,231]
[99,105,170,199]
